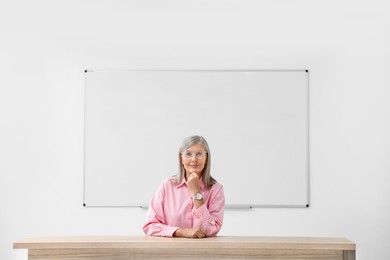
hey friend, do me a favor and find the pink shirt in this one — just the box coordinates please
[142,176,225,237]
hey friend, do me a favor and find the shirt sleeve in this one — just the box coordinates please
[142,182,179,237]
[192,184,225,237]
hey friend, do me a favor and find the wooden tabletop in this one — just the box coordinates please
[13,236,356,251]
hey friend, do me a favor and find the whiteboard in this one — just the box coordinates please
[83,70,309,208]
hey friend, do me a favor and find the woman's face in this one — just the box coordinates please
[181,143,207,178]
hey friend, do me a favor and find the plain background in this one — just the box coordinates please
[0,0,389,259]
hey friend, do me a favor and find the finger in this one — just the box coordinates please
[195,229,204,238]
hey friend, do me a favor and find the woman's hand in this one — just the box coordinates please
[187,172,200,195]
[173,228,206,238]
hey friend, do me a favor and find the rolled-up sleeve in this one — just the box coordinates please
[192,184,225,236]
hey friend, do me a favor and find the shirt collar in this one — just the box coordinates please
[176,175,205,190]
[176,178,186,188]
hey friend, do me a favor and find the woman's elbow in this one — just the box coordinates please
[204,223,223,237]
[142,222,155,236]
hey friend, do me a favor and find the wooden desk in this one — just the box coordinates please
[14,236,356,260]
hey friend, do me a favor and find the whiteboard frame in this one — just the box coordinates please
[82,69,310,209]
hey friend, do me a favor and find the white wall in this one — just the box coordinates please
[1,0,389,259]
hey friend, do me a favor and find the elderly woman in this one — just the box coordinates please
[142,135,225,238]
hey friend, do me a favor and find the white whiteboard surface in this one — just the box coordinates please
[83,70,309,208]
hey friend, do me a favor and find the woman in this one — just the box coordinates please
[142,135,225,238]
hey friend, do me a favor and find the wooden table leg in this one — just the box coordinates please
[343,250,356,260]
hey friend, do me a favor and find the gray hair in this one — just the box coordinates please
[176,135,216,188]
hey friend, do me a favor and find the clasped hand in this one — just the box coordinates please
[174,227,206,238]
